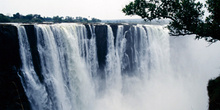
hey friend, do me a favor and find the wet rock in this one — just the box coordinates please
[0,24,30,110]
[208,76,220,110]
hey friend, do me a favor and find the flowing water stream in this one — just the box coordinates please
[17,23,220,110]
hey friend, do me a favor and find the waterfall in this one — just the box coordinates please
[17,23,220,110]
[17,25,50,110]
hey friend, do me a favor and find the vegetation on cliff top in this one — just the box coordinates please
[0,13,101,23]
[122,0,220,42]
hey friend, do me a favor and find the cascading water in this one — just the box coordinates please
[17,25,49,110]
[17,23,220,110]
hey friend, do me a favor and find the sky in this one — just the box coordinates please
[0,0,140,20]
[0,0,208,20]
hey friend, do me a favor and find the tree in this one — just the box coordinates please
[12,13,22,19]
[90,18,101,23]
[24,14,34,20]
[63,16,75,22]
[0,14,10,22]
[53,16,63,23]
[122,0,220,42]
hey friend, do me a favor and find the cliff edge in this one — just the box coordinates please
[208,76,220,110]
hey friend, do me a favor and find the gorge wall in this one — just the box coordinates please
[0,24,29,109]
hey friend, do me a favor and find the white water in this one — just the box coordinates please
[17,25,49,110]
[17,23,220,110]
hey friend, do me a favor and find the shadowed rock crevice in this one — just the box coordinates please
[24,25,43,83]
[95,25,107,73]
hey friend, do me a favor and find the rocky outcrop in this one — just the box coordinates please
[95,25,107,72]
[0,24,30,110]
[24,25,43,83]
[208,76,220,110]
[0,24,20,71]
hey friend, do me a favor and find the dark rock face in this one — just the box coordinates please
[24,25,43,83]
[85,24,92,39]
[208,76,220,110]
[95,25,107,72]
[0,69,30,110]
[0,25,21,71]
[109,24,118,46]
[0,24,30,110]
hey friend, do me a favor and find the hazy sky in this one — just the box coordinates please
[0,0,208,20]
[0,0,140,20]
